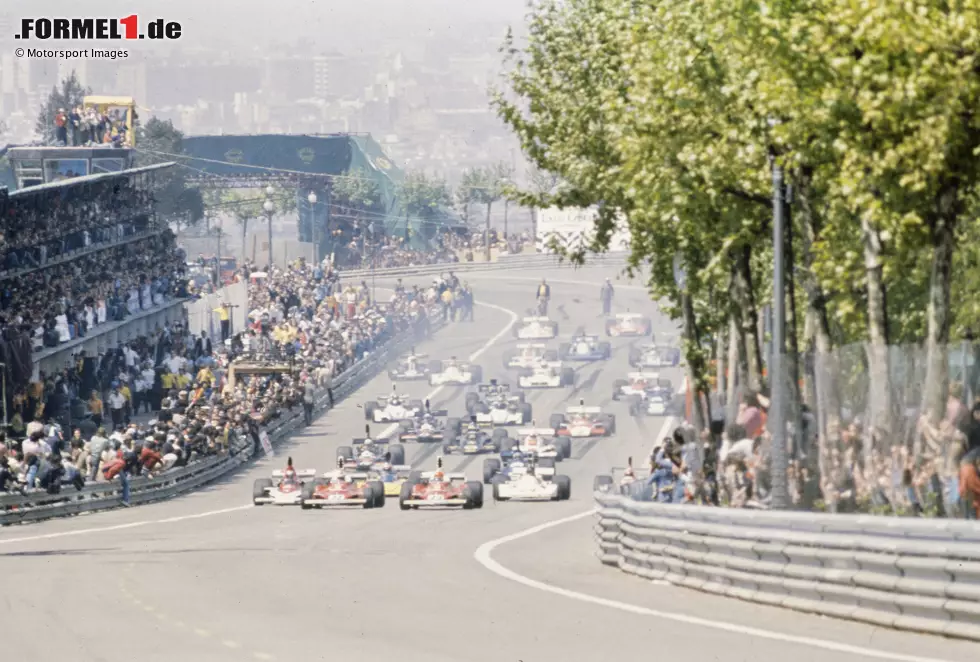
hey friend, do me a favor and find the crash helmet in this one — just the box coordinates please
[383,462,393,472]
[433,470,444,481]
[623,466,634,478]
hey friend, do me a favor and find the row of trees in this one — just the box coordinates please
[494,0,980,440]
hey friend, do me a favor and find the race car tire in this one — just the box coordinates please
[555,438,572,460]
[500,436,516,453]
[601,414,616,434]
[543,349,559,362]
[387,370,398,380]
[520,403,533,424]
[549,413,565,430]
[471,365,483,383]
[561,367,576,387]
[364,401,379,420]
[388,443,406,466]
[362,484,376,509]
[253,478,273,505]
[428,360,443,374]
[554,475,572,501]
[491,428,509,444]
[447,417,462,435]
[301,481,316,510]
[464,481,484,509]
[538,457,557,470]
[628,348,641,367]
[407,399,424,413]
[599,342,612,359]
[558,343,571,360]
[483,458,501,484]
[605,321,615,336]
[549,323,559,337]
[474,402,490,415]
[511,390,527,403]
[593,474,614,493]
[337,445,354,461]
[465,391,481,411]
[442,444,453,455]
[408,471,423,483]
[368,480,385,508]
[611,379,627,401]
[399,481,415,510]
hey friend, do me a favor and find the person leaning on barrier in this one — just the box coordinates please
[958,448,980,519]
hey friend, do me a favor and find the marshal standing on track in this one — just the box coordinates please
[535,278,551,315]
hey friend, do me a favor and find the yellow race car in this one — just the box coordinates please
[375,466,418,497]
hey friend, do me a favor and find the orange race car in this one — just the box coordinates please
[549,401,616,438]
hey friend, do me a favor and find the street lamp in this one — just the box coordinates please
[308,191,318,264]
[263,190,275,268]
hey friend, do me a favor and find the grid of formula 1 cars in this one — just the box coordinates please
[251,304,684,511]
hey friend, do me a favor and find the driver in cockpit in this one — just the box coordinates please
[379,462,396,482]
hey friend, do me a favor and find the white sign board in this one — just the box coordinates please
[259,430,274,456]
[536,206,630,254]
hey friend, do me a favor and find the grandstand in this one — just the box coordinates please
[0,161,188,430]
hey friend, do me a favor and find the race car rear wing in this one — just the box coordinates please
[418,471,467,481]
[352,438,386,445]
[521,316,551,323]
[536,466,556,477]
[538,361,564,369]
[566,406,602,414]
[478,383,511,393]
[515,343,547,349]
[627,371,660,381]
[615,313,645,319]
[272,469,317,478]
[515,428,558,437]
[392,464,412,472]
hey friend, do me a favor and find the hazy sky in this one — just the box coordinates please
[5,0,531,52]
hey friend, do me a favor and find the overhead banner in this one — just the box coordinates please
[536,206,630,254]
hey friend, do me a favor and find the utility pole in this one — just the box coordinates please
[770,161,790,510]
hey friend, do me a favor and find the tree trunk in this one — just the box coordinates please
[921,205,957,423]
[726,317,740,424]
[484,201,493,262]
[861,216,893,442]
[795,169,842,509]
[242,218,249,256]
[682,292,710,430]
[785,207,803,458]
[729,245,764,393]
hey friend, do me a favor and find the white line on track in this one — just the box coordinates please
[473,512,956,662]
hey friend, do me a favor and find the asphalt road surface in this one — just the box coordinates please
[2,266,974,662]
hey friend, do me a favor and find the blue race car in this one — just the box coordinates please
[558,332,612,361]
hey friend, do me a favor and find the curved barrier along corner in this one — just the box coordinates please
[336,251,628,280]
[594,493,980,642]
[0,320,443,527]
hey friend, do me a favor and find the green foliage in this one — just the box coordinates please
[35,71,90,144]
[397,170,451,220]
[135,117,204,225]
[332,168,381,211]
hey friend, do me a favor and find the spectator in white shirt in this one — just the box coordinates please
[108,386,127,431]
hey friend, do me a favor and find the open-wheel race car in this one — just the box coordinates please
[443,419,510,455]
[428,357,483,386]
[503,343,559,370]
[593,456,655,501]
[517,361,575,389]
[388,350,432,381]
[503,427,572,461]
[300,457,387,509]
[253,458,317,506]
[550,400,616,437]
[629,390,681,417]
[484,452,571,502]
[337,425,407,469]
[559,331,611,362]
[398,409,458,443]
[465,381,532,426]
[612,372,673,401]
[398,457,484,510]
[629,343,681,368]
[513,316,559,340]
[605,312,652,337]
[364,386,425,423]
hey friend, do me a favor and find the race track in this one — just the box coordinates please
[2,266,975,662]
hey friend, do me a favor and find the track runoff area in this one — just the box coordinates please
[2,266,973,662]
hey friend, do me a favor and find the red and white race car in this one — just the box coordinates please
[253,466,317,506]
[550,402,616,437]
[611,371,672,401]
[605,312,652,337]
[301,461,386,509]
[398,457,484,510]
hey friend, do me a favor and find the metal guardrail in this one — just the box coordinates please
[594,493,980,641]
[0,318,441,526]
[336,251,629,280]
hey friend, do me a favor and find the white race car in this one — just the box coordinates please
[629,392,676,417]
[503,344,558,370]
[629,343,681,368]
[611,372,672,401]
[253,467,317,505]
[428,358,483,386]
[513,316,559,340]
[491,457,571,502]
[388,352,431,381]
[504,427,572,461]
[517,361,576,389]
[364,388,424,422]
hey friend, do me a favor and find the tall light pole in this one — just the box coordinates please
[308,191,318,264]
[263,184,275,268]
[770,159,790,510]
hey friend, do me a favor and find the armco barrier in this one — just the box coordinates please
[0,318,441,527]
[594,493,980,641]
[336,251,628,280]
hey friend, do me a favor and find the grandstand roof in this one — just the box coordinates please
[9,162,175,197]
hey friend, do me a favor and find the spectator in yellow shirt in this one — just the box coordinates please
[119,382,132,424]
[88,390,104,427]
[214,303,231,341]
[196,366,214,384]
